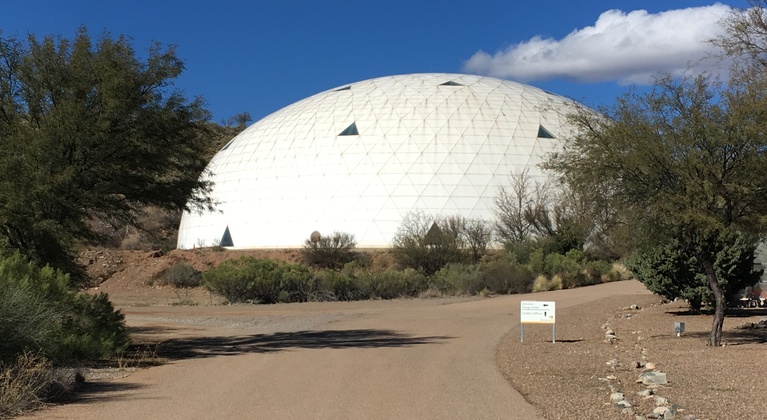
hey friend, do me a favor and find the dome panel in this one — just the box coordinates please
[177,73,583,249]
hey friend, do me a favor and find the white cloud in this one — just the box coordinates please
[463,4,733,85]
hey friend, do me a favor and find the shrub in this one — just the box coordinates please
[202,257,315,304]
[162,262,203,302]
[478,257,534,294]
[0,352,54,418]
[0,285,62,364]
[162,262,202,289]
[59,293,129,361]
[532,275,549,292]
[301,231,358,269]
[0,252,128,364]
[315,269,366,301]
[391,211,469,275]
[361,268,427,299]
[430,263,482,295]
[549,274,563,290]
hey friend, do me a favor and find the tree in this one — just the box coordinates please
[0,28,214,277]
[627,233,762,311]
[546,74,767,346]
[494,169,595,256]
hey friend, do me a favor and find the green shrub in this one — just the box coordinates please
[0,252,128,364]
[0,285,62,364]
[202,257,315,304]
[431,263,482,295]
[478,257,534,294]
[316,269,367,301]
[59,293,129,361]
[361,268,427,299]
[162,262,202,301]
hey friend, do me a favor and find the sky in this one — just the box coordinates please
[0,1,754,123]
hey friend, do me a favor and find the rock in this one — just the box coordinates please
[606,375,617,380]
[645,362,656,370]
[631,304,640,310]
[606,328,615,335]
[637,389,654,397]
[610,392,626,403]
[664,405,680,419]
[655,396,668,406]
[640,371,668,385]
[654,406,669,415]
[634,361,646,369]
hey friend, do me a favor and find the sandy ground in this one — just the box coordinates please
[20,280,673,420]
[19,248,767,419]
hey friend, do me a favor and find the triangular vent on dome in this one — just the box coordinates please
[424,222,443,246]
[334,86,351,92]
[439,81,464,86]
[537,125,555,139]
[220,225,234,247]
[339,122,359,136]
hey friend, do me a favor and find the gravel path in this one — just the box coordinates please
[23,280,763,420]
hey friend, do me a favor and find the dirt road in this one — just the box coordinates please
[28,281,649,419]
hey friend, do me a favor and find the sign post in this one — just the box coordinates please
[520,300,556,343]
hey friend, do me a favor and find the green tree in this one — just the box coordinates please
[546,74,767,346]
[0,28,214,277]
[628,233,761,311]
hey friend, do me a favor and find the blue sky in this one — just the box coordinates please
[0,1,752,123]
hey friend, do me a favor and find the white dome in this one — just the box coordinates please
[178,73,580,249]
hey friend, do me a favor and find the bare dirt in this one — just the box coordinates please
[22,250,767,419]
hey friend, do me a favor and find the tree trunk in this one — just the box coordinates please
[701,258,725,346]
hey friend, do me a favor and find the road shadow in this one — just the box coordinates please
[152,329,453,360]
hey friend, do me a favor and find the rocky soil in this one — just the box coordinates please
[497,293,767,419]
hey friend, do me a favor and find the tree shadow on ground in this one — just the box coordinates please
[152,329,453,360]
[665,307,767,318]
[664,328,766,345]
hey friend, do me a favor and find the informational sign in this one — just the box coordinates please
[520,300,556,324]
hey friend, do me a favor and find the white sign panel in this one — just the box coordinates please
[520,300,556,324]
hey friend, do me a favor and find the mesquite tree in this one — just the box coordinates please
[546,73,767,347]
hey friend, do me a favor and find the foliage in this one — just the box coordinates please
[202,257,315,304]
[477,256,534,294]
[315,268,366,301]
[494,169,594,256]
[391,211,492,275]
[0,28,215,277]
[546,71,767,345]
[301,231,358,270]
[0,252,128,364]
[161,262,203,300]
[430,263,483,295]
[359,268,428,299]
[628,233,762,311]
[0,351,54,418]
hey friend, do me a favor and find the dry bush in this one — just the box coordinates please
[532,275,549,292]
[0,352,54,417]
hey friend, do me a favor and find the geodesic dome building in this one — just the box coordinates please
[177,73,581,249]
